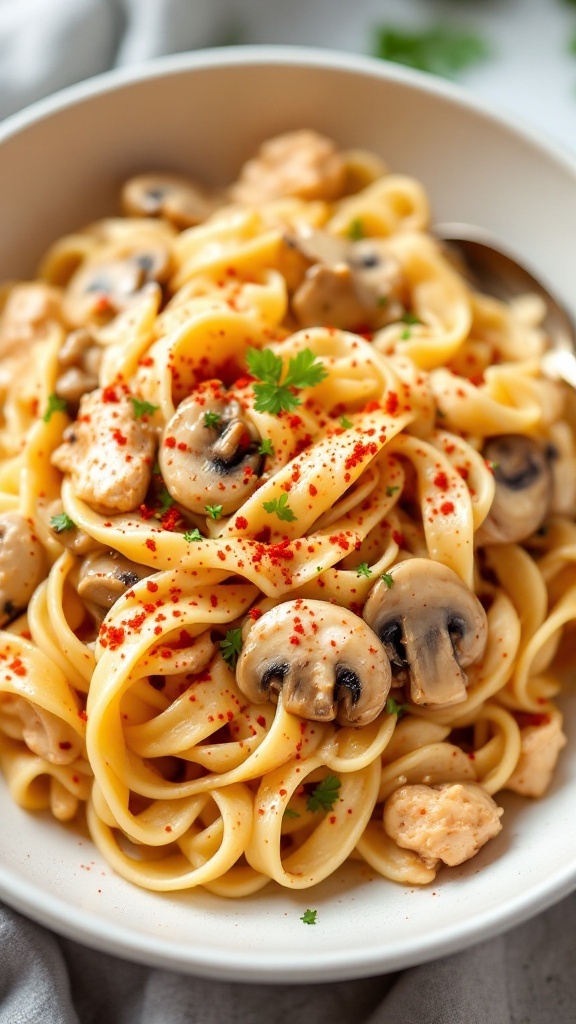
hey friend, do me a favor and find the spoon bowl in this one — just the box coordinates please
[433,222,576,389]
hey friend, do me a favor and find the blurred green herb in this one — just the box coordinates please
[373,24,491,78]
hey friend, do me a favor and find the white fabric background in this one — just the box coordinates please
[1,2,576,1021]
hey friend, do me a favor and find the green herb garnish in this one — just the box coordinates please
[380,572,394,588]
[356,562,372,579]
[205,504,224,520]
[129,396,159,419]
[246,346,328,415]
[258,438,274,456]
[262,492,297,522]
[373,24,491,78]
[183,528,203,543]
[219,627,243,668]
[386,485,400,497]
[283,807,301,820]
[300,909,318,925]
[43,393,68,422]
[306,774,341,813]
[203,410,222,429]
[339,416,353,429]
[386,696,410,717]
[348,218,365,240]
[50,512,75,533]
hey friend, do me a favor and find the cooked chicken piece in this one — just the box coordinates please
[383,781,503,869]
[0,282,63,358]
[506,714,567,798]
[229,130,346,205]
[51,387,156,513]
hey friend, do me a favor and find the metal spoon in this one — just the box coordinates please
[433,222,576,389]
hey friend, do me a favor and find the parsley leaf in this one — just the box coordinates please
[219,627,243,668]
[43,393,68,422]
[300,909,318,925]
[246,346,328,415]
[183,528,203,542]
[339,416,353,429]
[258,438,274,456]
[203,410,222,429]
[356,562,372,578]
[50,512,75,533]
[262,492,297,522]
[386,696,410,718]
[306,774,341,813]
[373,24,491,79]
[205,504,224,520]
[129,396,159,419]
[386,485,400,497]
[157,487,175,514]
[283,807,301,820]
[380,572,394,588]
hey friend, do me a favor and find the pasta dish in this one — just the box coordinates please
[0,130,574,896]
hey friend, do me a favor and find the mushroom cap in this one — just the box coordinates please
[362,558,487,707]
[236,598,392,727]
[477,434,552,545]
[159,387,262,516]
[76,550,151,613]
[121,173,218,229]
[0,512,47,624]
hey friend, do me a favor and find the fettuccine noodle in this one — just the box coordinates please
[0,130,574,894]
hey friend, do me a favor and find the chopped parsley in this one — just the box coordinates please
[43,393,68,422]
[203,410,222,429]
[386,696,410,718]
[300,909,318,925]
[306,774,341,813]
[50,512,75,533]
[246,346,328,415]
[373,24,491,79]
[205,504,224,520]
[386,485,400,497]
[356,562,373,579]
[183,528,203,543]
[157,487,175,514]
[283,807,301,820]
[129,396,159,419]
[347,218,365,240]
[219,627,243,668]
[258,437,274,456]
[380,572,394,588]
[339,415,353,429]
[262,492,297,522]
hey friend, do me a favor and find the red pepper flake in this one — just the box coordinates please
[146,581,159,593]
[164,436,177,448]
[256,715,267,728]
[329,533,350,551]
[235,516,248,530]
[105,625,125,650]
[145,538,157,552]
[161,506,182,532]
[440,501,455,515]
[363,400,380,413]
[210,595,218,608]
[112,428,127,446]
[516,711,551,728]
[308,484,318,497]
[248,607,262,621]
[456,465,469,480]
[392,530,404,547]
[8,658,26,677]
[433,471,449,490]
[101,385,119,403]
[344,440,378,471]
[384,391,399,415]
[78,709,88,722]
[289,636,300,645]
[127,611,147,630]
[59,741,72,750]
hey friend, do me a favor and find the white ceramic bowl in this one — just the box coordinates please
[1,45,576,983]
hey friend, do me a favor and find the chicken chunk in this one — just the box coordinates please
[229,130,346,205]
[0,282,63,359]
[506,713,567,798]
[51,387,156,513]
[383,781,503,869]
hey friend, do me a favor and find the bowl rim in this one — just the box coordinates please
[1,42,576,183]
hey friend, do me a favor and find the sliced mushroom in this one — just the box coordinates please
[121,173,218,229]
[0,282,63,358]
[75,549,151,618]
[229,130,347,205]
[51,387,156,514]
[291,230,408,330]
[0,512,47,625]
[159,388,263,516]
[235,598,392,727]
[54,327,102,410]
[476,434,552,545]
[62,245,170,327]
[363,558,487,707]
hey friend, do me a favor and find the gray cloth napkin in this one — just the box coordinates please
[1,2,575,1021]
[1,894,576,1023]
